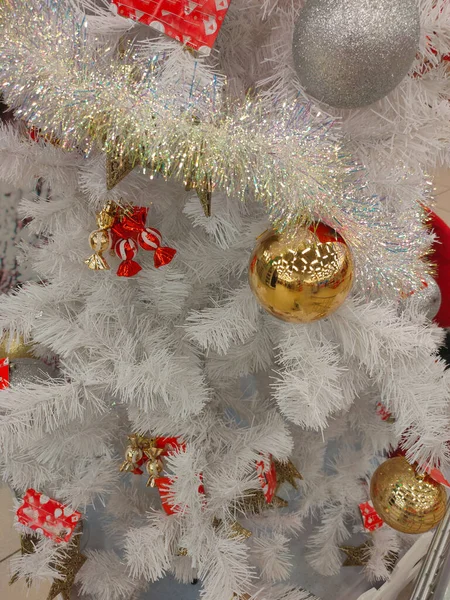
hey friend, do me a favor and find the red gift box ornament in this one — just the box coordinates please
[359,500,384,532]
[16,489,81,543]
[109,0,231,55]
[0,358,9,389]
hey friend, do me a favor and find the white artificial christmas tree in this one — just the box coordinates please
[0,0,450,599]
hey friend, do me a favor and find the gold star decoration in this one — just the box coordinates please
[47,532,87,600]
[238,489,288,514]
[213,517,252,540]
[339,542,398,569]
[273,459,303,490]
[106,153,135,190]
[339,542,371,567]
[228,521,252,540]
[185,174,213,217]
[106,138,214,216]
[10,533,41,586]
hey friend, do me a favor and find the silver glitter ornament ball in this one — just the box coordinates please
[9,358,58,386]
[292,0,420,109]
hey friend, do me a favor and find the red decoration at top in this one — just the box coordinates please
[256,454,277,503]
[425,209,450,327]
[16,489,81,543]
[109,0,231,55]
[0,358,9,389]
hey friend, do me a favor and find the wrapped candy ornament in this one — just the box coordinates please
[85,202,176,277]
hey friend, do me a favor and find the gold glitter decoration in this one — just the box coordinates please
[248,225,353,323]
[47,532,87,600]
[212,517,252,539]
[370,457,447,534]
[10,533,41,586]
[185,172,213,217]
[339,541,398,569]
[239,490,288,514]
[106,153,135,190]
[273,459,303,490]
[229,521,252,540]
[0,333,34,359]
[339,542,371,567]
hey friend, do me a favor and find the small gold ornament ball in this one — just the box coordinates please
[88,229,111,253]
[248,223,354,323]
[370,457,447,534]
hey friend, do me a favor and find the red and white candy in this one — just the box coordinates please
[114,238,142,277]
[138,227,177,268]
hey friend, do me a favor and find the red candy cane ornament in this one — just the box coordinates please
[138,227,177,268]
[114,238,142,277]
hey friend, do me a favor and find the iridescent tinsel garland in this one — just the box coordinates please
[0,0,433,298]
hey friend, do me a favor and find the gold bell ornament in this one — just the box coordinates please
[370,456,447,534]
[248,222,353,323]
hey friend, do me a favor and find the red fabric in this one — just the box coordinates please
[427,209,450,327]
[117,259,142,277]
[111,207,149,240]
[155,476,178,515]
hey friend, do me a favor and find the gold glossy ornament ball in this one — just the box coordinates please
[248,223,354,323]
[370,457,447,534]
